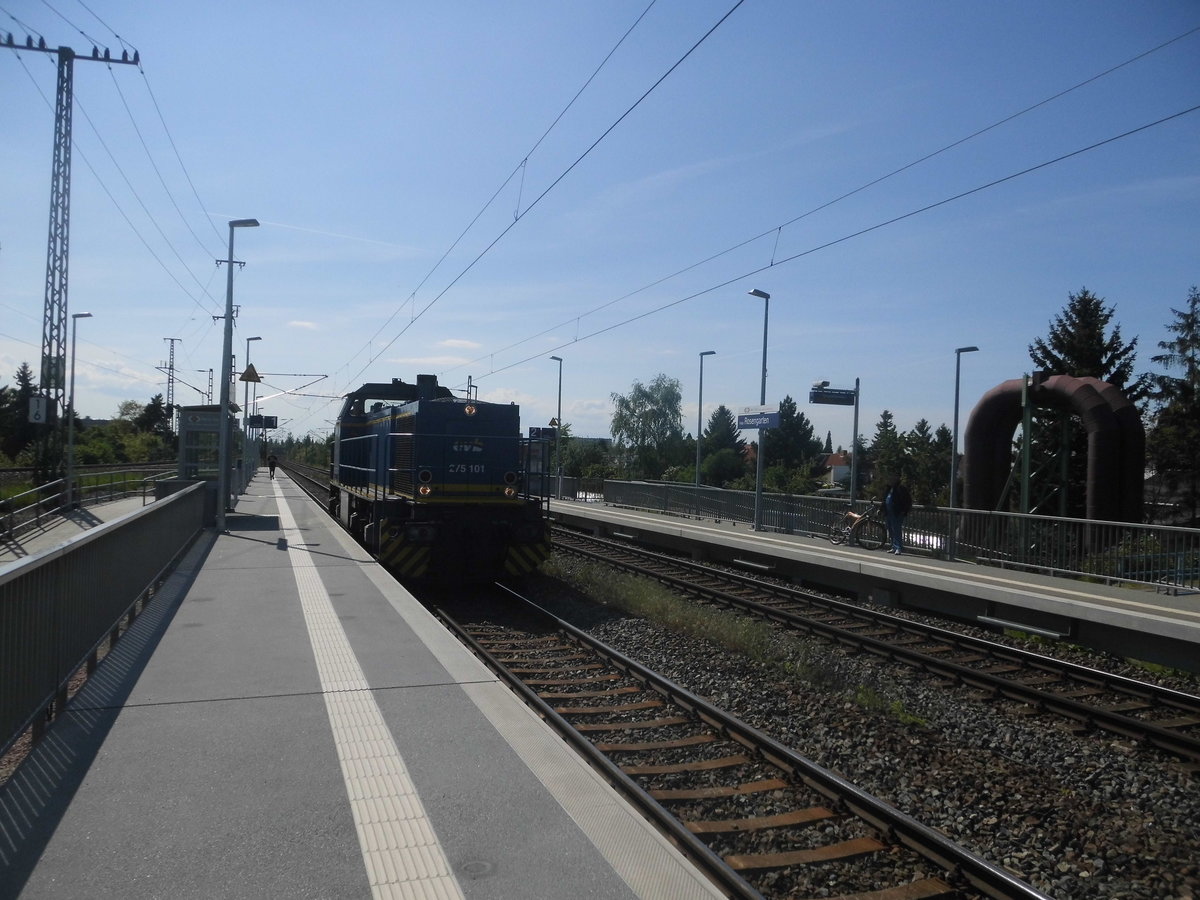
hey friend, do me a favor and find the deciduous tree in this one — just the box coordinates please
[610,374,685,479]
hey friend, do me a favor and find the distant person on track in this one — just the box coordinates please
[268,454,278,480]
[881,475,912,555]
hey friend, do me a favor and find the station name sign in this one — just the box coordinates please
[737,404,779,429]
[809,388,856,406]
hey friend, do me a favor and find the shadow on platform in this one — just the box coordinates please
[0,532,216,898]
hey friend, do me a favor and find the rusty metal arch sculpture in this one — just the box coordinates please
[961,375,1143,522]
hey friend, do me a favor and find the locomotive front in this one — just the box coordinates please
[331,375,549,580]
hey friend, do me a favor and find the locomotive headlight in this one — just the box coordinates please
[419,485,432,496]
[503,471,517,485]
[418,470,433,483]
[464,404,477,416]
[504,486,516,498]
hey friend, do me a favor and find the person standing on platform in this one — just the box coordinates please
[881,475,912,555]
[267,454,278,479]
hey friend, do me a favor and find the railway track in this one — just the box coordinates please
[552,527,1200,768]
[280,462,1200,766]
[435,584,1048,900]
[280,461,329,503]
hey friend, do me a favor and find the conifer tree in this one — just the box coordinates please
[1025,287,1150,516]
[1028,287,1151,402]
[1148,285,1200,524]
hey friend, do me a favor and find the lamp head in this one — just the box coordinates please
[700,350,716,357]
[230,218,259,228]
[248,336,262,342]
[72,312,93,320]
[956,345,979,354]
[747,288,770,300]
[550,355,562,363]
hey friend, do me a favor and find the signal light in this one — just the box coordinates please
[464,404,477,416]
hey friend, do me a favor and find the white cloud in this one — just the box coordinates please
[288,321,319,330]
[389,355,472,368]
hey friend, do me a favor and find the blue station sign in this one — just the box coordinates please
[737,404,780,429]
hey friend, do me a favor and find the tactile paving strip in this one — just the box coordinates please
[274,480,464,900]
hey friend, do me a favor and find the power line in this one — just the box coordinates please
[9,47,220,321]
[443,24,1200,381]
[333,0,747,397]
[340,0,659,382]
[465,103,1200,384]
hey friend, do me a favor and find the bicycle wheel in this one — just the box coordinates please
[828,519,848,544]
[857,519,887,551]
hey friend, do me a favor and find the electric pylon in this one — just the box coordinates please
[4,35,140,479]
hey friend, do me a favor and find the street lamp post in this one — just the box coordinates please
[695,350,716,515]
[850,377,860,500]
[66,311,92,508]
[695,351,716,488]
[949,345,979,559]
[550,355,562,500]
[216,218,259,533]
[748,289,770,531]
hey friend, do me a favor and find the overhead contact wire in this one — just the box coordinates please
[444,24,1200,381]
[336,0,734,397]
[473,103,1200,381]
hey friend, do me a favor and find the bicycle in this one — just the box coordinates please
[828,503,888,550]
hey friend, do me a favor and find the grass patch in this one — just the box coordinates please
[544,556,928,725]
[854,684,929,727]
[544,556,780,663]
[1126,657,1199,685]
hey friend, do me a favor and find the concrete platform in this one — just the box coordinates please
[550,500,1200,673]
[0,495,152,565]
[0,474,722,900]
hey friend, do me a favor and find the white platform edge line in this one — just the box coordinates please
[581,506,1200,623]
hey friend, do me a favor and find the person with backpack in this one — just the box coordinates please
[881,475,912,555]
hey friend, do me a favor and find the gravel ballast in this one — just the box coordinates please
[528,564,1200,900]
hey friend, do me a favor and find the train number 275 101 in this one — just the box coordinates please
[448,464,486,474]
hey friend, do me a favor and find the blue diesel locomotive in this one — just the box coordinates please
[329,374,550,580]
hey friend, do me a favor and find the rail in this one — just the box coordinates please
[597,480,1200,593]
[1,468,174,541]
[0,481,206,761]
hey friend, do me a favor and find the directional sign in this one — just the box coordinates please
[737,404,780,429]
[809,388,856,406]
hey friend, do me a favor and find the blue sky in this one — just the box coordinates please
[2,1,1197,452]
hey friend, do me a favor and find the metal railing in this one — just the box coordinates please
[0,481,206,761]
[0,469,174,541]
[596,480,1200,593]
[0,479,66,540]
